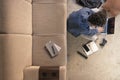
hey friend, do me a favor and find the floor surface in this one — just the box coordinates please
[67,0,120,80]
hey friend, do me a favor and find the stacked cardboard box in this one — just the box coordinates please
[0,0,32,80]
[0,34,32,80]
[23,66,66,80]
[0,0,67,80]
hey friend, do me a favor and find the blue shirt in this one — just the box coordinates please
[67,8,98,37]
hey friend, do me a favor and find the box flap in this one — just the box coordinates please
[0,34,32,80]
[32,4,67,35]
[0,0,32,34]
[25,0,32,3]
[32,35,67,66]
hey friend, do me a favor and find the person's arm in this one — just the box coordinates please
[83,29,98,36]
[83,27,104,36]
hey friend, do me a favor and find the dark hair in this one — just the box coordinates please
[88,9,107,27]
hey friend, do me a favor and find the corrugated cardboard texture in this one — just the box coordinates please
[23,66,66,80]
[32,0,67,3]
[32,4,67,35]
[32,35,67,66]
[0,0,32,34]
[0,34,32,80]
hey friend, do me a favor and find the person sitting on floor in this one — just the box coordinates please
[67,8,107,40]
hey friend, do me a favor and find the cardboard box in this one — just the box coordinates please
[0,34,32,80]
[32,35,67,66]
[0,0,67,80]
[24,66,39,80]
[23,66,66,80]
[32,4,67,35]
[0,0,67,35]
[0,0,32,34]
[32,0,67,4]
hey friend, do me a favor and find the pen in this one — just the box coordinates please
[77,51,88,59]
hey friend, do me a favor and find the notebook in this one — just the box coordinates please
[81,41,99,56]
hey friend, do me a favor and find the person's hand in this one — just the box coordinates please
[97,27,104,33]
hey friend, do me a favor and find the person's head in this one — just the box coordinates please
[88,9,107,27]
